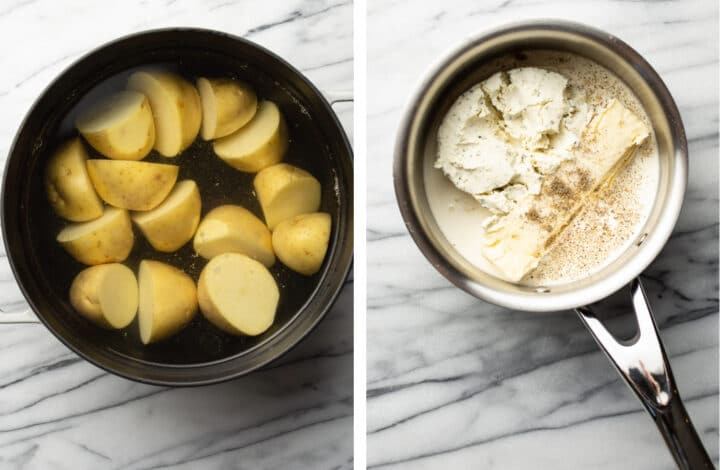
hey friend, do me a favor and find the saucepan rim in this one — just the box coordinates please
[394,19,687,312]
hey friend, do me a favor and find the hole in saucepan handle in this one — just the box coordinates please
[0,308,39,323]
[576,278,714,470]
[322,90,353,107]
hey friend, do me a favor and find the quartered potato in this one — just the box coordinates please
[272,212,331,275]
[127,70,201,157]
[138,260,197,344]
[70,263,138,329]
[197,77,257,140]
[76,91,155,161]
[193,205,275,267]
[44,138,103,222]
[198,253,279,336]
[57,207,134,265]
[132,180,201,252]
[253,163,321,230]
[213,100,288,172]
[86,160,178,211]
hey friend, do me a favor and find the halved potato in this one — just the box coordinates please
[213,100,288,172]
[197,253,279,336]
[86,160,178,211]
[57,207,133,265]
[253,163,321,230]
[69,264,138,329]
[132,180,201,252]
[193,205,275,266]
[272,213,331,275]
[44,138,103,222]
[197,78,257,140]
[76,91,155,160]
[127,70,201,157]
[138,260,197,344]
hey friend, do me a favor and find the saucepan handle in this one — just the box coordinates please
[0,308,38,323]
[323,90,353,107]
[576,279,713,469]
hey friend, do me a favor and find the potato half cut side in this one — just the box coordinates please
[44,138,103,222]
[86,160,178,211]
[76,91,155,161]
[213,100,288,172]
[198,253,279,336]
[132,180,201,252]
[127,70,201,157]
[57,207,134,265]
[197,78,257,140]
[70,264,138,329]
[253,163,321,230]
[272,212,331,275]
[138,260,197,344]
[193,205,275,266]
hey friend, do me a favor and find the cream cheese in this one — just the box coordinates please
[435,67,589,215]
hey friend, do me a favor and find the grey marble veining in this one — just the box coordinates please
[0,0,353,468]
[367,0,718,468]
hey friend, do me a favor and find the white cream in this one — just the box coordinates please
[435,67,588,215]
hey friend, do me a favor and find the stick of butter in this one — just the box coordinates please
[481,99,650,282]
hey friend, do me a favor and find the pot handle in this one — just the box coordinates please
[576,278,713,470]
[323,90,353,106]
[0,308,38,323]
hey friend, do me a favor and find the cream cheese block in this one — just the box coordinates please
[435,67,588,216]
[481,99,649,282]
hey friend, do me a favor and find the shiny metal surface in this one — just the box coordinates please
[393,20,712,469]
[578,279,713,470]
[394,20,687,312]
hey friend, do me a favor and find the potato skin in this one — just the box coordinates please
[69,266,113,329]
[253,163,321,230]
[69,263,137,328]
[198,78,258,140]
[57,208,134,265]
[86,160,178,211]
[138,260,197,344]
[44,138,103,222]
[127,70,201,157]
[213,101,288,173]
[193,205,275,266]
[272,213,331,275]
[77,92,155,161]
[132,180,201,252]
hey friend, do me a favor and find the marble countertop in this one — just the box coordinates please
[367,0,718,469]
[0,1,352,469]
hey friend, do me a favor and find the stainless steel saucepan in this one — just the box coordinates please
[394,20,713,469]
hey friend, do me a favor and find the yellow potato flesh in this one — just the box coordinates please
[69,264,138,329]
[253,163,321,230]
[57,207,133,265]
[86,160,178,211]
[132,180,201,252]
[197,77,258,140]
[44,138,103,222]
[213,100,288,172]
[272,213,331,275]
[138,260,197,344]
[197,253,279,336]
[193,205,275,266]
[76,91,155,161]
[127,71,201,157]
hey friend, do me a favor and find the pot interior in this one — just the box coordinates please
[399,22,685,311]
[3,30,353,383]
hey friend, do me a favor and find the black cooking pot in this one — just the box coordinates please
[1,28,353,386]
